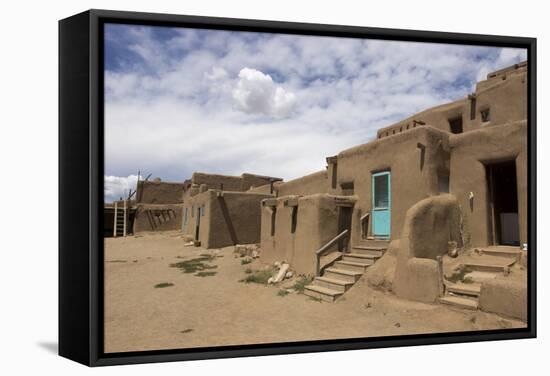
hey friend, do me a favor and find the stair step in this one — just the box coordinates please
[314,276,354,292]
[303,285,343,302]
[351,246,385,257]
[324,268,363,283]
[343,253,377,264]
[335,260,371,272]
[464,262,509,273]
[476,247,521,260]
[445,282,481,297]
[353,245,387,251]
[366,237,389,241]
[439,296,478,310]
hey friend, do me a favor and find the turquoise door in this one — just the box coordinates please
[372,171,391,238]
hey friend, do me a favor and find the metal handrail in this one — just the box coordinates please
[315,229,349,276]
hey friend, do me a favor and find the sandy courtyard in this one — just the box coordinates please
[104,232,526,353]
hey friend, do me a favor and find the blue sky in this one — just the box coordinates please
[103,23,527,202]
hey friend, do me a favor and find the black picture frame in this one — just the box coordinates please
[59,9,537,367]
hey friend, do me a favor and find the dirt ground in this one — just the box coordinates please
[104,232,526,353]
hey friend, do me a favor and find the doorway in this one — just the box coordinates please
[337,206,353,252]
[195,206,201,241]
[372,171,391,239]
[486,161,519,246]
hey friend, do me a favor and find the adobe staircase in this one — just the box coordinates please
[304,239,389,302]
[438,246,522,310]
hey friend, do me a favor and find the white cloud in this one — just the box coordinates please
[104,175,139,203]
[232,68,296,117]
[204,66,228,81]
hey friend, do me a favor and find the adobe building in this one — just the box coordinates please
[103,178,187,238]
[181,172,281,248]
[132,178,186,233]
[104,172,281,244]
[260,61,528,318]
[103,61,529,320]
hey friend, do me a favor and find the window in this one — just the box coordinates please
[373,174,389,208]
[438,174,450,194]
[184,207,188,224]
[469,96,477,120]
[341,181,354,196]
[481,108,490,122]
[449,116,463,134]
[201,205,205,216]
[271,208,277,236]
[291,206,298,234]
[191,205,194,217]
[331,163,338,189]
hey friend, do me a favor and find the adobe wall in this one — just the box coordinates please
[191,172,243,191]
[449,120,528,247]
[393,194,461,302]
[181,192,210,244]
[377,99,468,138]
[275,170,329,197]
[181,190,271,248]
[247,183,273,194]
[133,204,183,233]
[136,180,185,204]
[207,191,272,248]
[471,69,527,129]
[479,276,527,321]
[337,126,450,244]
[260,194,340,275]
[190,172,281,193]
[240,173,280,191]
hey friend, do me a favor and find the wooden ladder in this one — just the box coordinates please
[113,200,127,237]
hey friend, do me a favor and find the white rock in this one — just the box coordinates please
[273,263,290,283]
[268,277,274,284]
[285,271,293,279]
[251,250,259,259]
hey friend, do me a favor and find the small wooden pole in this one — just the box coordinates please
[113,201,118,238]
[123,200,127,237]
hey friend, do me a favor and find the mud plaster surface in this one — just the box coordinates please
[104,232,526,353]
